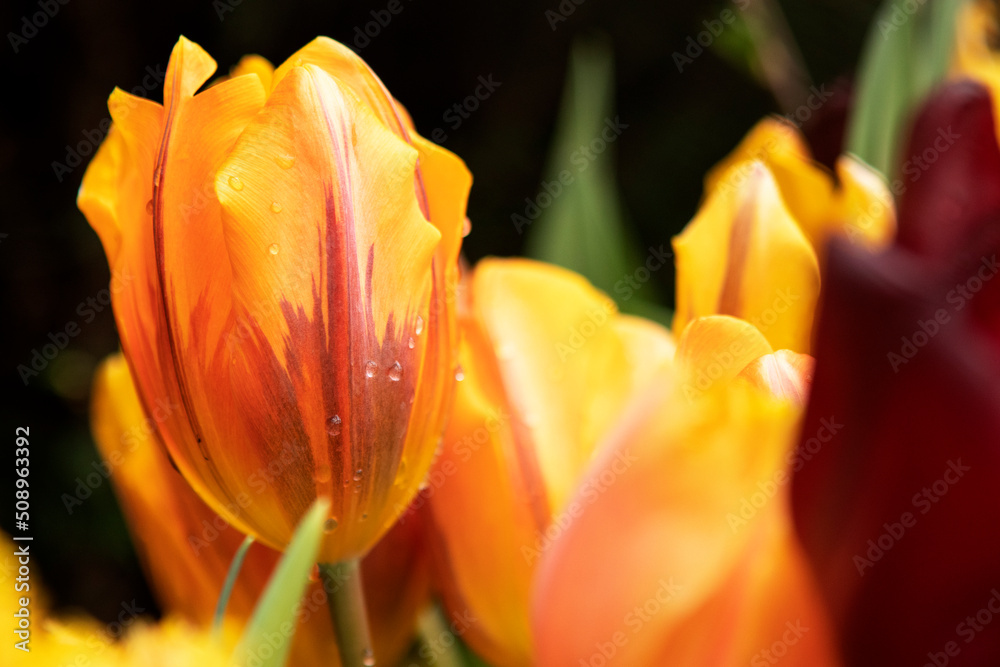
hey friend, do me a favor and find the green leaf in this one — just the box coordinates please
[846,0,965,179]
[213,534,255,638]
[231,498,330,667]
[525,37,665,321]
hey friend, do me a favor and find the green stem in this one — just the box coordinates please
[213,534,254,639]
[319,560,374,667]
[417,605,465,667]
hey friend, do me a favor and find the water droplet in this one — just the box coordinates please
[294,58,304,67]
[323,518,339,532]
[365,360,378,378]
[270,201,282,213]
[388,361,403,382]
[314,463,332,483]
[145,199,154,215]
[268,243,280,255]
[353,482,362,494]
[275,154,295,169]
[407,337,415,349]
[362,648,376,666]
[228,175,243,191]
[326,415,342,436]
[418,478,430,492]
[455,366,465,382]
[462,217,472,237]
[353,468,363,481]
[360,512,368,522]
[414,315,424,336]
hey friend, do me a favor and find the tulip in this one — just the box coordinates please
[2,526,233,667]
[425,259,675,667]
[791,81,1000,665]
[90,353,431,666]
[76,36,471,565]
[672,117,895,354]
[532,315,838,666]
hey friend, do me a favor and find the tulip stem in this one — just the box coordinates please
[320,560,374,667]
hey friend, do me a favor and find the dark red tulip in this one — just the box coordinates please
[791,80,1000,665]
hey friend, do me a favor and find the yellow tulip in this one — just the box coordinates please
[673,118,895,354]
[426,259,675,667]
[77,36,471,563]
[532,315,838,666]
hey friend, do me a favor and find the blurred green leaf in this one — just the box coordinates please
[232,498,329,667]
[525,37,667,324]
[846,0,964,179]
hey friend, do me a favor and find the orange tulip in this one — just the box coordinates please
[90,353,431,666]
[532,315,839,666]
[673,118,895,354]
[77,37,471,563]
[425,259,675,667]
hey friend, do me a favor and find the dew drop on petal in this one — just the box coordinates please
[407,337,415,349]
[326,415,342,436]
[323,518,339,533]
[145,199,154,215]
[314,463,332,483]
[414,315,424,336]
[228,175,243,191]
[362,649,376,667]
[388,361,403,381]
[268,243,280,255]
[353,468,363,481]
[270,201,282,213]
[360,513,368,522]
[275,154,295,169]
[462,217,472,238]
[455,366,465,382]
[294,58,304,67]
[365,360,378,378]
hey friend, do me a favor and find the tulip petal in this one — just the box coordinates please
[791,238,1000,665]
[215,63,441,560]
[674,315,774,398]
[428,259,675,667]
[674,162,821,353]
[832,155,896,249]
[736,349,815,406]
[471,258,667,513]
[532,377,838,666]
[705,117,834,247]
[895,80,1000,263]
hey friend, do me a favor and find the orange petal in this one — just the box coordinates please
[532,376,840,666]
[214,63,442,561]
[90,354,429,666]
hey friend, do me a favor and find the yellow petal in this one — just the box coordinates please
[428,259,675,667]
[952,0,1000,126]
[674,315,774,401]
[705,117,834,245]
[230,53,274,90]
[674,163,820,354]
[831,155,896,249]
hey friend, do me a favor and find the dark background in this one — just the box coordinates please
[0,0,877,625]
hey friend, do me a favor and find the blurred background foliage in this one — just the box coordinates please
[0,0,883,628]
